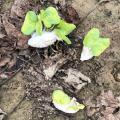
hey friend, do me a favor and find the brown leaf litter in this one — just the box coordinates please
[85,90,120,120]
[2,14,21,37]
[62,5,80,25]
[43,54,67,79]
[0,57,11,67]
[2,14,29,48]
[57,68,91,92]
[10,0,29,18]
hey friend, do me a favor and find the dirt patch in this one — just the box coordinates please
[0,72,32,120]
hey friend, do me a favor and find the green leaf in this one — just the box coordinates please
[83,28,100,48]
[62,36,72,44]
[91,38,110,56]
[55,20,76,35]
[40,7,61,28]
[55,29,72,44]
[67,104,85,111]
[54,20,76,44]
[83,28,110,56]
[36,19,42,35]
[52,90,71,105]
[21,11,38,35]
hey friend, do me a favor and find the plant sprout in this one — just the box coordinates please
[21,7,76,48]
[21,11,38,35]
[80,28,110,61]
[52,90,85,113]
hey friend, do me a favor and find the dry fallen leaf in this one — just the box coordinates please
[11,0,29,18]
[98,110,120,120]
[84,97,98,117]
[2,14,29,48]
[8,55,17,68]
[62,68,91,92]
[0,57,11,67]
[97,91,120,120]
[85,90,120,120]
[97,90,119,108]
[17,35,29,48]
[43,54,67,79]
[61,5,80,25]
[2,14,21,37]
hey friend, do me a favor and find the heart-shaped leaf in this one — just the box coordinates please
[55,29,72,44]
[83,28,110,56]
[40,7,61,28]
[55,20,76,35]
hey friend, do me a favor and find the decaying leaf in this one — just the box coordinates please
[8,55,17,68]
[97,90,119,108]
[43,54,67,79]
[84,97,98,117]
[97,91,120,120]
[85,90,120,120]
[0,57,11,67]
[0,108,6,120]
[2,14,29,48]
[61,5,80,25]
[62,68,91,92]
[98,110,120,120]
[17,35,29,48]
[2,14,21,37]
[11,0,29,18]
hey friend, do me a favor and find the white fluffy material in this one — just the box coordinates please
[80,46,93,61]
[28,31,58,48]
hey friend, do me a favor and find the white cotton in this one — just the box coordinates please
[28,31,58,48]
[53,98,81,113]
[80,46,93,61]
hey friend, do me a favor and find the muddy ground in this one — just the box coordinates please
[0,0,120,120]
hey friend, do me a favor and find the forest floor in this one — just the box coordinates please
[0,0,120,120]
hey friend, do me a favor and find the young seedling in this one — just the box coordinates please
[21,7,76,48]
[52,90,85,113]
[80,28,110,61]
